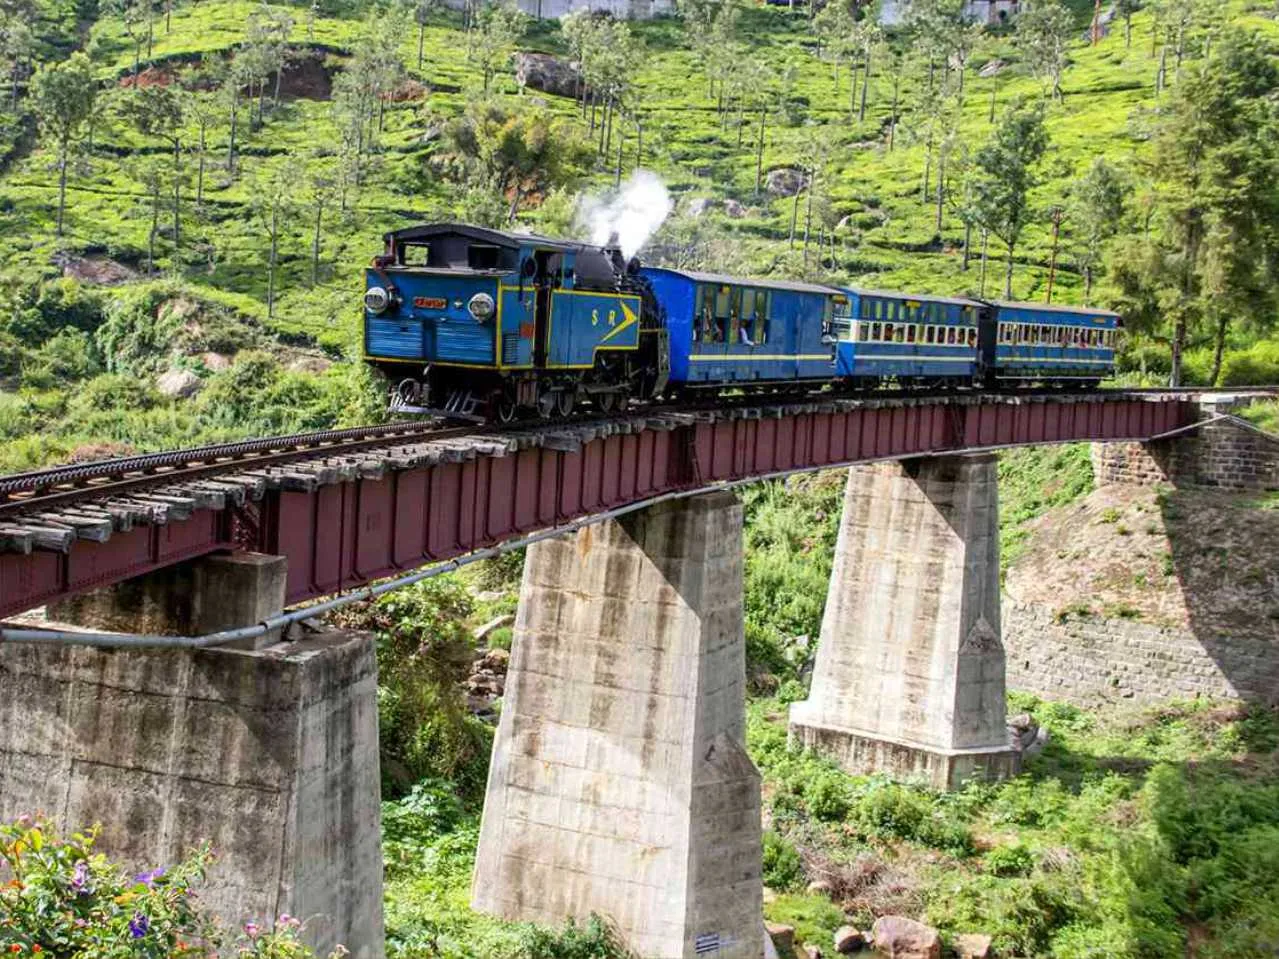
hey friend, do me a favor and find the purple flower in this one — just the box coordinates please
[129,913,150,938]
[133,867,166,887]
[244,920,260,939]
[70,861,90,895]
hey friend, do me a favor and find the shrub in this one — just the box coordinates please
[20,327,102,388]
[854,780,974,855]
[761,829,804,891]
[806,771,853,823]
[1220,341,1279,387]
[985,843,1036,877]
[0,814,346,957]
[516,915,631,959]
[382,779,466,877]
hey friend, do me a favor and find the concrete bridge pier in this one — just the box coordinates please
[789,455,1019,790]
[473,493,764,959]
[0,550,385,957]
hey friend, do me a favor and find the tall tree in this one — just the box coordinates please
[1015,0,1074,101]
[1111,29,1279,386]
[124,83,186,251]
[413,0,439,71]
[304,159,337,286]
[1115,0,1142,48]
[472,2,526,94]
[251,166,296,320]
[30,52,97,238]
[972,99,1049,298]
[1069,157,1127,303]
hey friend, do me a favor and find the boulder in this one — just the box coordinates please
[515,52,584,100]
[766,167,809,197]
[287,355,333,375]
[724,198,747,218]
[687,197,715,217]
[806,879,834,898]
[766,922,796,956]
[201,351,232,371]
[156,368,202,399]
[869,917,940,959]
[474,614,514,643]
[978,59,1008,79]
[481,647,511,672]
[954,933,993,959]
[804,945,824,959]
[58,254,135,286]
[834,925,866,954]
[1007,713,1049,756]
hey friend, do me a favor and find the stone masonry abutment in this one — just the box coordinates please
[789,455,1019,790]
[0,550,385,958]
[472,492,764,959]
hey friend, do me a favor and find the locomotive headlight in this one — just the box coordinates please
[468,292,496,322]
[364,286,390,314]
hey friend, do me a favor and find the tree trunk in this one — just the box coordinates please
[888,75,899,150]
[310,202,321,286]
[172,140,181,252]
[1156,43,1167,95]
[268,207,278,319]
[858,46,870,122]
[849,60,857,118]
[755,109,766,195]
[802,167,815,265]
[788,178,801,248]
[920,134,932,204]
[1169,311,1186,387]
[273,63,283,107]
[934,148,945,234]
[988,71,998,123]
[1046,211,1062,303]
[55,146,68,238]
[418,23,426,70]
[228,92,238,172]
[1125,15,1132,48]
[616,119,624,186]
[166,0,171,33]
[979,229,989,296]
[1208,313,1229,386]
[1084,266,1093,304]
[636,118,643,168]
[962,220,972,271]
[1004,239,1015,299]
[196,125,206,208]
[149,181,159,273]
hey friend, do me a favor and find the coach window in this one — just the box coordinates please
[924,326,935,344]
[968,328,978,347]
[906,324,917,343]
[710,286,734,343]
[858,320,870,342]
[883,322,894,342]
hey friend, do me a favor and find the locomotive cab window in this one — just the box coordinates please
[467,244,502,270]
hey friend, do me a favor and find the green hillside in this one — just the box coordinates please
[0,0,1276,469]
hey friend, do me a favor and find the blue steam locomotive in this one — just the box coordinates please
[363,223,1121,422]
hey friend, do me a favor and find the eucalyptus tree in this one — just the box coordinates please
[472,2,526,94]
[1115,0,1141,47]
[251,165,298,320]
[1069,157,1127,303]
[123,83,187,251]
[30,52,97,238]
[413,0,440,71]
[1,11,34,113]
[971,98,1049,298]
[1015,0,1074,101]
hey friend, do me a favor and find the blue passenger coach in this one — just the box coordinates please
[640,268,842,387]
[832,289,985,386]
[992,301,1121,385]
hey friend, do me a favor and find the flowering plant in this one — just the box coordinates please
[1,816,347,959]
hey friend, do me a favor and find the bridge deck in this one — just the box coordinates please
[0,393,1197,620]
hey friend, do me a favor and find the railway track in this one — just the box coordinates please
[0,385,1265,527]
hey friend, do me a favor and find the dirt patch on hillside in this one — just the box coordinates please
[1005,484,1279,638]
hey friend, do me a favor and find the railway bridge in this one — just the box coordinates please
[0,389,1267,958]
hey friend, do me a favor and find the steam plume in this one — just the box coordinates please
[577,170,673,260]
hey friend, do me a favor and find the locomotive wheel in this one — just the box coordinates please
[493,394,518,425]
[598,391,619,414]
[555,390,575,418]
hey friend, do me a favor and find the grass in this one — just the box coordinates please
[750,692,1279,958]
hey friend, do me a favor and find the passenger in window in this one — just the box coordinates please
[948,327,957,344]
[968,328,978,346]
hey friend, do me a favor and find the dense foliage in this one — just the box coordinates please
[0,816,345,957]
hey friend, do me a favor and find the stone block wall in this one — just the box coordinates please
[0,633,385,957]
[1092,398,1279,492]
[1003,600,1279,705]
